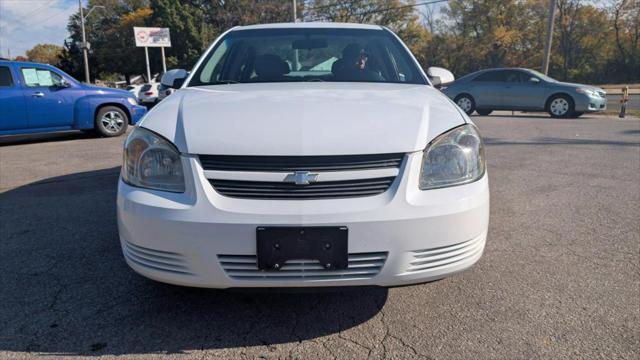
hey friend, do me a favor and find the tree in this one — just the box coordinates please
[59,0,150,82]
[306,0,431,65]
[26,44,64,66]
[553,0,613,82]
[610,0,640,82]
[95,7,153,82]
[56,0,639,84]
[149,0,295,70]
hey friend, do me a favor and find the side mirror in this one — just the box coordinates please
[427,67,455,88]
[58,78,71,88]
[529,77,541,84]
[161,69,188,89]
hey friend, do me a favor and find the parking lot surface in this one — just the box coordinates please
[1,113,638,359]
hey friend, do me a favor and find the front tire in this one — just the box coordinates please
[95,106,128,137]
[455,94,476,115]
[547,95,574,118]
[477,109,493,116]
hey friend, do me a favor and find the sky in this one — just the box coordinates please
[0,0,77,58]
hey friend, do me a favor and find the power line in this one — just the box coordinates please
[20,0,57,19]
[37,5,75,25]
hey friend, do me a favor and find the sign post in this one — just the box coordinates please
[161,47,167,73]
[134,27,172,82]
[144,47,151,83]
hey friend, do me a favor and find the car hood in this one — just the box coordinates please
[81,84,132,97]
[140,82,466,155]
[553,81,605,92]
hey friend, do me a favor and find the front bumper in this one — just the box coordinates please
[117,152,490,288]
[129,105,147,124]
[574,93,607,112]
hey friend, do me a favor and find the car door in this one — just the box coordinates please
[0,65,28,131]
[500,70,547,110]
[20,66,75,129]
[468,70,506,108]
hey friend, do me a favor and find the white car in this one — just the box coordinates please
[125,84,143,100]
[137,83,159,105]
[117,23,489,288]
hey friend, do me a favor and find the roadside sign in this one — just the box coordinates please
[134,27,171,82]
[134,27,171,48]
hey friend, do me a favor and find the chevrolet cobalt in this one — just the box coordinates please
[117,23,489,288]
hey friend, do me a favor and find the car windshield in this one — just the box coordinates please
[189,28,427,86]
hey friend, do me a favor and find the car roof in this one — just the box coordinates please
[485,67,531,71]
[0,60,52,68]
[472,67,533,74]
[458,67,533,81]
[234,22,384,31]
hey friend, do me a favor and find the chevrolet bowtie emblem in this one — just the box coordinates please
[284,171,319,185]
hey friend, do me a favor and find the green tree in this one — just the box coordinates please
[59,0,150,82]
[26,44,64,66]
[149,0,295,70]
[553,0,613,82]
[306,0,431,65]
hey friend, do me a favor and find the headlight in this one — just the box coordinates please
[127,97,138,105]
[122,127,185,192]
[576,88,597,97]
[419,124,485,190]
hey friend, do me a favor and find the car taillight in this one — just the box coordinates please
[144,92,153,96]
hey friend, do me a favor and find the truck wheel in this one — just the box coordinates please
[454,94,476,115]
[547,95,574,118]
[95,106,128,137]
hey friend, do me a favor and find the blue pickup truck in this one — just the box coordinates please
[0,59,147,137]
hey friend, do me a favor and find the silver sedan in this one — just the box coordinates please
[442,68,607,118]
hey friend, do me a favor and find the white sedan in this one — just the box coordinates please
[117,23,489,288]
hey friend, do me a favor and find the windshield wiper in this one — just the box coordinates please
[306,78,325,82]
[212,80,240,85]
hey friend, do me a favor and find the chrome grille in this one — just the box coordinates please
[406,236,485,273]
[122,240,192,275]
[199,153,404,172]
[218,252,387,280]
[201,153,404,200]
[208,177,396,200]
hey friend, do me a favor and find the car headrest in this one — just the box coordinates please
[254,54,289,79]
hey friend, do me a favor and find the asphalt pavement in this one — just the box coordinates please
[1,114,638,359]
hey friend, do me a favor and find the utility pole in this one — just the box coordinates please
[144,47,151,83]
[292,0,299,69]
[541,0,557,75]
[292,0,297,22]
[79,0,90,83]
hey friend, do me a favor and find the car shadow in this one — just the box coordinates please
[0,167,387,356]
[0,130,94,146]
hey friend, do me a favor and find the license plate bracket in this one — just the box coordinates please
[256,226,348,271]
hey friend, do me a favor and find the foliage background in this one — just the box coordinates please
[42,0,640,84]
